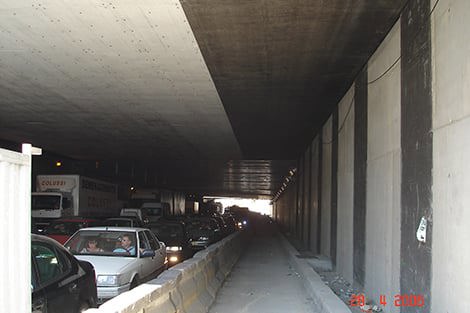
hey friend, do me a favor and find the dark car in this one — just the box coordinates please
[31,234,98,313]
[222,214,238,234]
[42,218,101,245]
[185,217,221,251]
[148,220,193,266]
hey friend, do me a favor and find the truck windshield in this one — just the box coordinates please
[32,195,61,211]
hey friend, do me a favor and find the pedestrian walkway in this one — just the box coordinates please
[208,217,318,313]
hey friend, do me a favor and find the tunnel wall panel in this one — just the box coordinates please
[303,146,312,250]
[320,117,332,257]
[310,135,320,254]
[365,20,402,312]
[431,0,470,311]
[336,86,355,283]
[400,1,433,312]
[353,67,367,287]
[297,157,304,243]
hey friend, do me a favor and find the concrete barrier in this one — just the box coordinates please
[278,233,352,313]
[84,231,246,313]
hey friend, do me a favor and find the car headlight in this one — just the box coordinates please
[97,275,120,287]
[166,246,182,252]
[169,256,179,263]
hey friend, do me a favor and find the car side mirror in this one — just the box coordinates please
[140,249,156,258]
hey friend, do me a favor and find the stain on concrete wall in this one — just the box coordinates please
[400,1,433,312]
[354,67,367,287]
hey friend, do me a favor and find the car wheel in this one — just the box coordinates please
[130,276,139,289]
[78,302,89,312]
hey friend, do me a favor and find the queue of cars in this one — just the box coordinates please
[31,210,246,311]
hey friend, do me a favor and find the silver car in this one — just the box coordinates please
[64,227,167,303]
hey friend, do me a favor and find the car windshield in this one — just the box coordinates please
[186,220,213,232]
[144,208,162,216]
[31,195,61,210]
[65,230,138,257]
[149,224,183,238]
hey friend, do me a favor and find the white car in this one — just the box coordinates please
[65,227,167,303]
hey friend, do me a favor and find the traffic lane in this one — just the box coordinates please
[208,216,317,313]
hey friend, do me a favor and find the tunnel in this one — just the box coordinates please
[1,0,469,312]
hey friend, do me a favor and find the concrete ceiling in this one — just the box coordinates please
[0,0,406,198]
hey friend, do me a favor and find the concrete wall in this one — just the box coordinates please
[320,116,333,257]
[431,0,470,311]
[365,20,401,312]
[273,2,470,311]
[336,86,355,284]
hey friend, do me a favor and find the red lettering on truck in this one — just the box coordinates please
[40,180,66,186]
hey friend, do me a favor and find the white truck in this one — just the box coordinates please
[31,175,119,219]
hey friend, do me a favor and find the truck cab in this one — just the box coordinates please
[120,202,171,224]
[31,191,73,219]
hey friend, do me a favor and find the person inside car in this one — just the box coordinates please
[81,238,104,253]
[113,234,136,255]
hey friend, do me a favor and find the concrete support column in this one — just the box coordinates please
[320,118,332,257]
[331,109,338,266]
[400,1,433,312]
[353,67,367,287]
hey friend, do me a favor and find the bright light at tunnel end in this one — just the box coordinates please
[209,197,273,216]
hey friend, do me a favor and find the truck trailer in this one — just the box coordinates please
[31,175,119,219]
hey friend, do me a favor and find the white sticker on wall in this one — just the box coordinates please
[416,216,427,243]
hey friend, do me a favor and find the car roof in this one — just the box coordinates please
[31,234,73,253]
[77,226,148,232]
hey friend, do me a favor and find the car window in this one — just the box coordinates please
[32,242,69,286]
[138,231,150,250]
[145,230,160,250]
[65,230,137,257]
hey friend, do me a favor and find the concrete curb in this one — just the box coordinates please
[278,233,352,313]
